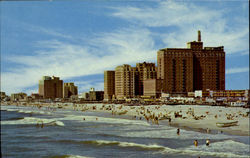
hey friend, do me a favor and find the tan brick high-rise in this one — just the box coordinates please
[157,31,225,94]
[113,63,157,99]
[115,65,135,99]
[39,76,63,99]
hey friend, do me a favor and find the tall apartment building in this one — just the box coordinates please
[63,83,78,98]
[115,64,135,99]
[157,31,225,94]
[39,76,63,99]
[104,71,115,100]
[113,63,157,99]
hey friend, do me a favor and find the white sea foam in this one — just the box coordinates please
[6,109,20,112]
[0,106,9,110]
[83,140,165,150]
[119,127,232,140]
[66,155,95,158]
[61,115,150,126]
[182,139,250,156]
[1,117,64,126]
[83,140,249,158]
[2,106,52,115]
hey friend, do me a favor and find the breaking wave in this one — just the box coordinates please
[181,139,250,156]
[49,155,94,158]
[59,139,249,157]
[119,128,233,140]
[61,115,150,126]
[1,117,64,126]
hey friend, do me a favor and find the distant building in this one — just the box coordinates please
[104,71,115,101]
[157,30,225,94]
[39,76,63,99]
[0,92,6,100]
[31,93,43,100]
[11,92,27,101]
[89,88,104,101]
[79,92,89,100]
[63,83,78,98]
[203,89,249,100]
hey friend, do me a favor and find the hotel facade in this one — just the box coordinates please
[104,31,226,99]
[157,31,225,94]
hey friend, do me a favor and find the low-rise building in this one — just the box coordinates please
[89,88,104,101]
[1,91,6,98]
[64,83,78,98]
[11,92,27,101]
[31,93,43,100]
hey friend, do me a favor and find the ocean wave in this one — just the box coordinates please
[6,109,20,112]
[73,139,249,158]
[3,106,52,115]
[1,117,64,126]
[182,139,250,156]
[49,155,94,158]
[61,115,150,126]
[75,140,165,151]
[159,148,249,158]
[17,109,52,115]
[9,117,25,120]
[119,128,233,140]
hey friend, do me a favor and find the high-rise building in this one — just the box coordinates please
[157,31,225,94]
[63,83,78,98]
[113,62,157,99]
[115,64,135,99]
[39,76,63,99]
[104,71,115,101]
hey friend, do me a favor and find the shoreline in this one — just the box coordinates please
[1,102,249,136]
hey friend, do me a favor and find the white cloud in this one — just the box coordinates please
[27,23,73,40]
[111,1,249,54]
[1,28,156,95]
[226,67,249,74]
[75,80,104,93]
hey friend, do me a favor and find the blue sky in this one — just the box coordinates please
[1,0,249,95]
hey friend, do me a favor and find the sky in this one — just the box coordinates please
[1,0,249,95]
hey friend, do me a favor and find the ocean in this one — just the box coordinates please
[1,105,249,158]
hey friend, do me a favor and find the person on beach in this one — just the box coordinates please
[194,140,198,147]
[206,128,210,133]
[177,128,180,135]
[206,139,210,146]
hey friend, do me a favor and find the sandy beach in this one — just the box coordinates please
[1,102,249,136]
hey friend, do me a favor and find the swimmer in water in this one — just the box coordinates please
[206,139,210,146]
[194,140,198,147]
[177,128,180,135]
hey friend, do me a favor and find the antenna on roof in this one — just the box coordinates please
[198,30,201,42]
